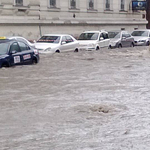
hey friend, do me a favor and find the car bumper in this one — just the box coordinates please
[134,41,146,46]
[79,46,95,51]
[109,43,118,49]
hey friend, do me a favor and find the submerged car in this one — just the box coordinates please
[0,37,39,68]
[78,30,110,50]
[131,30,150,46]
[108,31,134,48]
[34,34,79,53]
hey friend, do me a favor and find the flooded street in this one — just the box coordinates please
[1,47,150,150]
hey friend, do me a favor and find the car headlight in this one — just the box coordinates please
[44,47,52,51]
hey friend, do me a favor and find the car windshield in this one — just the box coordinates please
[131,31,149,37]
[37,36,61,43]
[0,42,9,55]
[78,33,99,40]
[108,32,120,38]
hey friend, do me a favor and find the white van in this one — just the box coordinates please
[78,30,110,50]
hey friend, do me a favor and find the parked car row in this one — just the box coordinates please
[34,29,150,54]
[0,29,150,68]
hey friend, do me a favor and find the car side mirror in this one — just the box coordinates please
[99,37,104,41]
[10,50,17,54]
[61,41,66,45]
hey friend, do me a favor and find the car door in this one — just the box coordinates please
[18,41,34,64]
[98,33,105,47]
[121,33,128,47]
[126,33,133,46]
[9,42,23,66]
[65,36,76,51]
[60,36,75,52]
[102,32,110,47]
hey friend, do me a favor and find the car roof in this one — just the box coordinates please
[42,34,72,36]
[132,29,150,32]
[0,39,16,43]
[82,30,106,33]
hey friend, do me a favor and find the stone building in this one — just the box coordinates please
[0,0,147,40]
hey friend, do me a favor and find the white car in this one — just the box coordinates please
[78,30,110,50]
[34,34,79,53]
[131,29,150,46]
[8,36,35,48]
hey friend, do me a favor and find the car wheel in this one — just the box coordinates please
[74,48,78,52]
[32,58,38,64]
[1,62,9,68]
[118,44,122,48]
[146,41,150,46]
[130,42,134,47]
[55,50,60,53]
[96,46,100,50]
[108,45,112,49]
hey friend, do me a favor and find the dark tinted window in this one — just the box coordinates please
[78,33,99,40]
[131,31,149,37]
[10,42,20,53]
[103,32,109,39]
[99,33,104,40]
[37,36,60,43]
[108,32,120,38]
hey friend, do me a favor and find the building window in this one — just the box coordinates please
[105,0,110,10]
[70,0,76,9]
[89,0,94,9]
[15,0,23,6]
[121,0,125,10]
[50,0,56,8]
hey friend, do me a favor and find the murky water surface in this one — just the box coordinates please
[1,47,150,150]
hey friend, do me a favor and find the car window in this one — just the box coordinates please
[78,33,99,40]
[37,36,61,43]
[108,32,120,38]
[10,42,20,53]
[102,32,109,39]
[66,36,74,43]
[0,42,9,55]
[131,31,149,37]
[18,42,30,51]
[122,34,126,38]
[99,33,104,40]
[126,34,131,38]
[61,36,67,44]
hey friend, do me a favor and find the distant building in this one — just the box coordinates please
[0,0,147,40]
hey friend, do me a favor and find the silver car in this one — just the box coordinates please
[108,31,135,49]
[131,30,150,46]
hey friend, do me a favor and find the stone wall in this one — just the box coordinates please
[0,0,147,40]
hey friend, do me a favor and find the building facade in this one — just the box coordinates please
[0,0,147,40]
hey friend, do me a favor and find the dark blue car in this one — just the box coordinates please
[0,38,39,68]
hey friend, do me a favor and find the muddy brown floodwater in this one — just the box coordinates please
[1,47,150,150]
